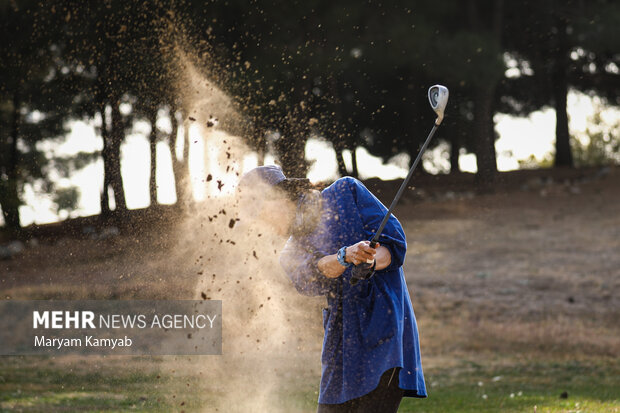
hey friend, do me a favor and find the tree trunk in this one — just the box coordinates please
[332,130,348,177]
[351,146,359,178]
[254,126,266,167]
[169,108,188,208]
[180,115,193,206]
[335,148,348,177]
[99,105,111,216]
[450,138,460,174]
[0,92,22,231]
[473,87,497,189]
[109,100,127,211]
[469,0,502,190]
[275,116,309,177]
[148,107,158,206]
[552,17,573,167]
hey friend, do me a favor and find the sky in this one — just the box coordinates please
[12,91,619,227]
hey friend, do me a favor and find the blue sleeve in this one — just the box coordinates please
[345,177,407,272]
[279,236,338,296]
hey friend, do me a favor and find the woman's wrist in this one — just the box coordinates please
[336,246,351,267]
[317,253,347,278]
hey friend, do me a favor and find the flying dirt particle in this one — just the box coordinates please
[206,120,215,127]
[197,271,203,275]
[560,391,568,399]
[267,297,271,300]
[206,174,212,181]
[156,375,161,379]
[257,233,262,237]
[256,339,260,343]
[259,304,263,308]
[226,165,230,172]
[253,251,258,259]
[201,292,207,300]
[181,401,186,406]
[220,209,226,215]
[229,219,236,229]
[226,151,231,159]
[567,296,575,303]
[188,117,196,121]
[208,217,213,222]
[187,333,192,339]
[217,180,224,191]
[236,280,240,284]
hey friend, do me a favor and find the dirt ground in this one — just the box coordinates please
[401,167,620,364]
[2,166,619,363]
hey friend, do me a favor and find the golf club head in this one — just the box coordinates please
[428,85,449,125]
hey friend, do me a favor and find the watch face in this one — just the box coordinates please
[337,247,345,264]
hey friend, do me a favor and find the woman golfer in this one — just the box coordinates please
[238,165,426,412]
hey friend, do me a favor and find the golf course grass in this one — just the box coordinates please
[1,357,618,412]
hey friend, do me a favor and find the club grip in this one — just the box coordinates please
[367,240,378,263]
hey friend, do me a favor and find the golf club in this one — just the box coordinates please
[351,85,449,283]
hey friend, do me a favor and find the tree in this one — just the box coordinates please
[0,0,75,231]
[501,0,620,168]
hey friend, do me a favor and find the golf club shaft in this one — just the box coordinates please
[369,123,439,249]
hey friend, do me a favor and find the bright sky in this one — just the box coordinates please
[12,91,618,227]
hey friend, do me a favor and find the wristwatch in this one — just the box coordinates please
[336,246,351,267]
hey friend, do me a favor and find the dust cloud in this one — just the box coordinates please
[161,43,326,412]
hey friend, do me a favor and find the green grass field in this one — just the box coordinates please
[1,357,618,412]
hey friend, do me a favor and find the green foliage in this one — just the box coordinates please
[52,186,79,215]
[50,151,101,179]
[1,0,620,227]
[573,112,620,167]
[518,154,554,169]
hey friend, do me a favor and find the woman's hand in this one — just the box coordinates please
[345,241,378,265]
[317,241,391,279]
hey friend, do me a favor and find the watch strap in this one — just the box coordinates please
[337,246,351,267]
